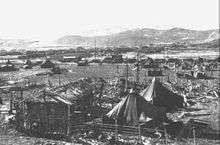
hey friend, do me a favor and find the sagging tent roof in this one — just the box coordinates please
[106,91,166,125]
[41,59,55,68]
[140,78,184,110]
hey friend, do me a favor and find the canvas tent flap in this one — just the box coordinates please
[140,77,155,101]
[124,93,138,124]
[140,78,184,110]
[106,97,127,119]
[106,91,166,125]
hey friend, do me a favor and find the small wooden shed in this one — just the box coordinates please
[14,89,84,135]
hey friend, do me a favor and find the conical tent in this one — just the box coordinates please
[140,77,184,110]
[24,59,33,66]
[106,90,166,125]
[41,59,55,68]
[23,59,33,69]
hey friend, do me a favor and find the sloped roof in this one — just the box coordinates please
[21,77,104,105]
[23,88,73,105]
[45,91,73,105]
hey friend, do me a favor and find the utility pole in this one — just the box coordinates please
[125,58,129,91]
[134,29,143,86]
[135,45,142,84]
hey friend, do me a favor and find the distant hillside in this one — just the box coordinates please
[190,38,220,48]
[1,27,219,51]
[0,39,39,50]
[56,28,220,47]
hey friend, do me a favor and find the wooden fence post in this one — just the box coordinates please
[138,124,142,144]
[67,104,71,136]
[115,119,118,142]
[164,127,168,145]
[193,127,196,145]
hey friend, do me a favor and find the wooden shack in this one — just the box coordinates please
[8,77,105,135]
[14,89,85,135]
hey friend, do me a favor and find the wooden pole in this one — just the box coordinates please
[136,48,140,84]
[125,59,128,91]
[67,104,71,136]
[115,119,118,142]
[193,127,196,145]
[138,124,142,144]
[164,127,168,145]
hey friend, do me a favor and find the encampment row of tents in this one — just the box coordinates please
[104,77,185,126]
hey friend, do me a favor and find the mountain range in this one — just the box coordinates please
[0,27,219,50]
[56,27,220,47]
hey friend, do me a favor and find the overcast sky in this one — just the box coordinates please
[0,0,219,43]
